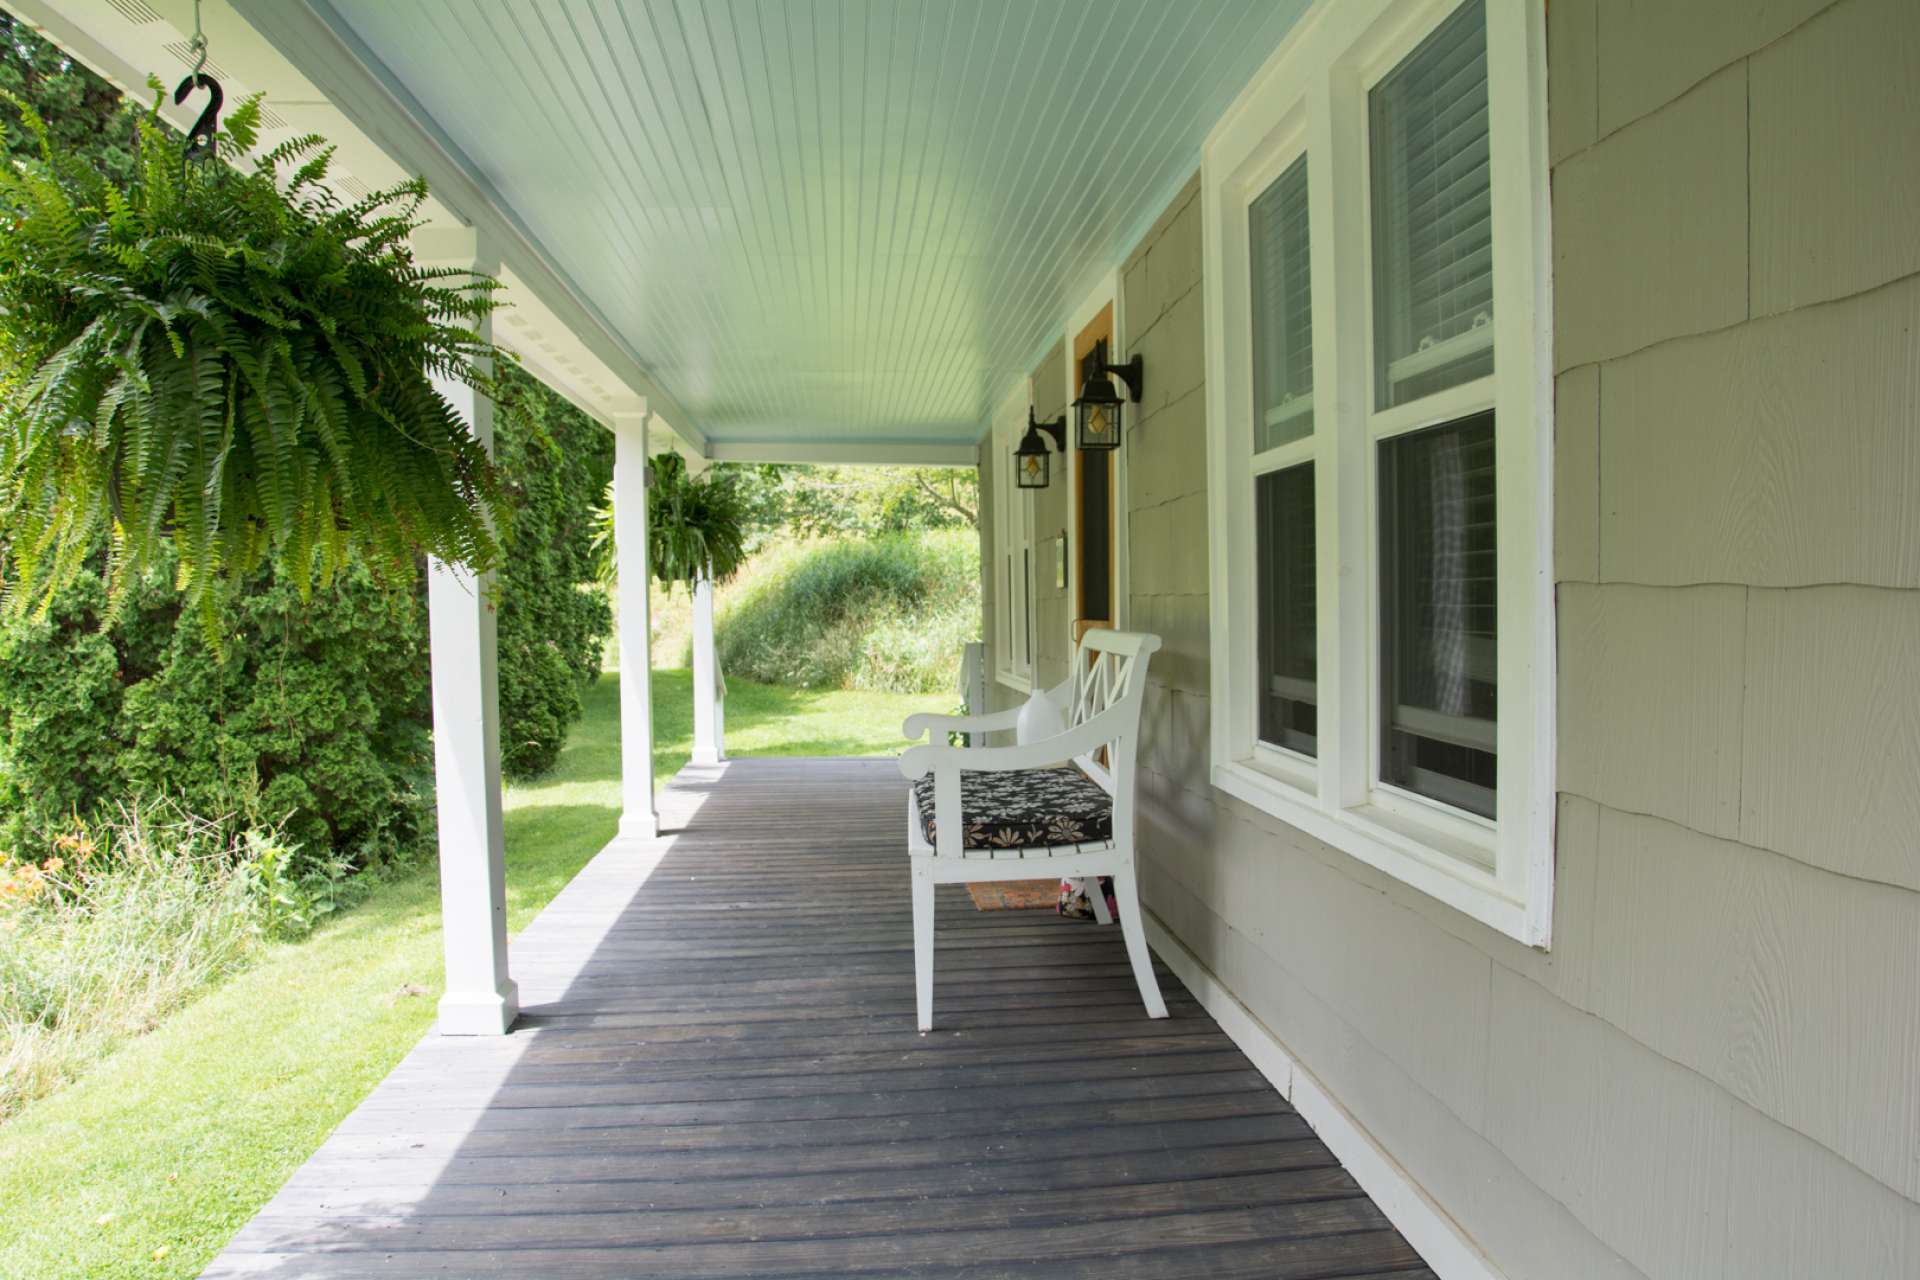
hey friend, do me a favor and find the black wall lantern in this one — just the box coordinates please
[1013,408,1067,489]
[1073,339,1143,452]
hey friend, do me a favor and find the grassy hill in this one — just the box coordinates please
[650,530,980,695]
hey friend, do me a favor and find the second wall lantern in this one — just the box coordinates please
[1073,340,1144,451]
[1013,408,1067,490]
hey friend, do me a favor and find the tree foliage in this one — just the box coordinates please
[0,372,614,866]
[740,464,977,540]
[491,365,612,778]
[0,556,432,870]
[0,83,503,635]
[0,10,142,188]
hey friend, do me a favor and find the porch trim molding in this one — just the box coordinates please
[1143,909,1507,1280]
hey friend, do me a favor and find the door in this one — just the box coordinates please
[1072,305,1118,646]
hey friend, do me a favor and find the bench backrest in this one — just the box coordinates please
[1042,628,1161,802]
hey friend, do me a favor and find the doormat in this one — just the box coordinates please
[966,880,1058,911]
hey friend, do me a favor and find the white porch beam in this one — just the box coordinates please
[612,409,658,841]
[690,576,725,767]
[704,439,979,467]
[421,229,517,1037]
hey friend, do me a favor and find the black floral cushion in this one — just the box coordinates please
[912,766,1114,850]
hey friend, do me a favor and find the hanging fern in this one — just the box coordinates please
[0,85,505,634]
[591,453,750,591]
[646,453,750,589]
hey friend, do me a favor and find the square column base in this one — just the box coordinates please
[618,811,659,840]
[437,982,520,1036]
[690,748,724,766]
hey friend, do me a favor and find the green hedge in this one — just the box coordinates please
[492,370,613,778]
[0,367,611,873]
[711,532,980,695]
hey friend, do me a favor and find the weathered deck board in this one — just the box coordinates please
[203,757,1427,1279]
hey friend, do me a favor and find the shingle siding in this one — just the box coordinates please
[971,2,1920,1271]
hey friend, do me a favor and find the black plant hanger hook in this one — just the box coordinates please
[172,0,222,163]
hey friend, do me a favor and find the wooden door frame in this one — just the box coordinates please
[1064,274,1128,651]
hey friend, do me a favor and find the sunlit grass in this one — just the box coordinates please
[0,669,939,1279]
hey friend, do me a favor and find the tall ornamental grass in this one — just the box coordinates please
[711,531,980,694]
[0,805,306,1118]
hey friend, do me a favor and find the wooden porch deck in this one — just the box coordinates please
[205,758,1430,1279]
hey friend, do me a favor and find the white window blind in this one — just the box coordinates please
[1250,155,1314,451]
[1369,0,1493,409]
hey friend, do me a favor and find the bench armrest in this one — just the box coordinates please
[901,705,1023,741]
[898,706,1128,781]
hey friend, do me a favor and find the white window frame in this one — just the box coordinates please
[990,380,1036,692]
[1202,0,1554,946]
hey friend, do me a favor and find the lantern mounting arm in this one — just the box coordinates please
[1028,409,1067,451]
[1098,353,1145,402]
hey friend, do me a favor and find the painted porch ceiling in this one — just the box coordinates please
[314,0,1310,452]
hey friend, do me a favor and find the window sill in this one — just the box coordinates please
[1211,758,1534,945]
[995,669,1032,695]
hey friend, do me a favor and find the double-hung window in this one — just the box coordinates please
[1204,0,1553,944]
[1249,156,1320,765]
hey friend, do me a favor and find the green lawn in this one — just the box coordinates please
[0,669,940,1280]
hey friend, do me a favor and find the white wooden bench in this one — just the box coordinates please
[898,629,1167,1032]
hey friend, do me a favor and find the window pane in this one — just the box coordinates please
[1370,0,1493,410]
[1250,156,1314,451]
[1256,463,1317,756]
[1379,412,1495,817]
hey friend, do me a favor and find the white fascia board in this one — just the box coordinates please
[704,439,979,468]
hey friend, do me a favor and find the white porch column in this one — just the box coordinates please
[419,226,517,1037]
[612,408,658,840]
[690,574,724,766]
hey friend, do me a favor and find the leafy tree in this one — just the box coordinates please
[491,366,612,778]
[0,373,614,865]
[734,464,976,541]
[0,11,143,186]
[0,555,433,869]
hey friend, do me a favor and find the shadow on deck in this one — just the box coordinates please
[204,758,1432,1279]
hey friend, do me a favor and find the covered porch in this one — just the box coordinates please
[204,758,1429,1279]
[8,0,1552,1275]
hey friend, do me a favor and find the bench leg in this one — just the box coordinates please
[1110,865,1167,1019]
[911,860,935,1032]
[1089,876,1114,925]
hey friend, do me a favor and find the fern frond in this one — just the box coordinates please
[0,90,507,631]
